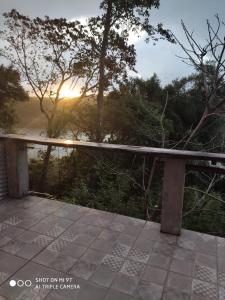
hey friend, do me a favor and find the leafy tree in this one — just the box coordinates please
[0,64,28,132]
[1,9,97,189]
[1,9,97,137]
[93,0,175,141]
[164,74,224,151]
[104,85,171,146]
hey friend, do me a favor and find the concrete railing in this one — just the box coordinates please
[1,133,225,235]
[0,142,8,200]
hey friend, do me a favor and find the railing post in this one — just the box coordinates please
[0,142,7,200]
[5,140,29,198]
[161,158,186,235]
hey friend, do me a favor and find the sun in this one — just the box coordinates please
[59,87,81,99]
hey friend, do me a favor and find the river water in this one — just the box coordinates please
[17,127,75,159]
[17,127,110,160]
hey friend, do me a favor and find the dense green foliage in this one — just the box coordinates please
[0,65,28,132]
[29,74,225,237]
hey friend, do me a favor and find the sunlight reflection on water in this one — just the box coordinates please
[17,128,76,159]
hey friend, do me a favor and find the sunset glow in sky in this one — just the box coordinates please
[0,0,225,85]
[59,86,81,99]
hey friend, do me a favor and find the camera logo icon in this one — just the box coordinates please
[9,279,32,287]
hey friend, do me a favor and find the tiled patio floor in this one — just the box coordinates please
[0,196,224,300]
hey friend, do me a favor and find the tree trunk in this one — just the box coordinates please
[39,102,59,192]
[39,117,55,191]
[96,0,113,142]
[39,145,52,192]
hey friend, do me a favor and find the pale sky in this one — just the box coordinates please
[0,0,224,85]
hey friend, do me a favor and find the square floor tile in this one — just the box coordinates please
[72,233,96,247]
[142,266,167,285]
[61,243,87,259]
[101,255,124,272]
[90,238,115,253]
[80,249,105,265]
[30,217,72,237]
[192,279,218,299]
[33,248,76,272]
[32,234,54,248]
[173,248,196,262]
[0,251,27,280]
[76,281,107,300]
[16,243,43,260]
[195,253,217,269]
[117,233,137,247]
[128,248,150,264]
[98,229,119,242]
[68,260,97,280]
[166,272,192,293]
[111,273,139,295]
[111,243,130,258]
[1,239,25,255]
[194,264,217,284]
[90,265,116,287]
[47,239,71,253]
[148,253,171,270]
[134,281,163,300]
[59,230,77,242]
[121,260,145,278]
[153,242,175,257]
[170,258,194,276]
